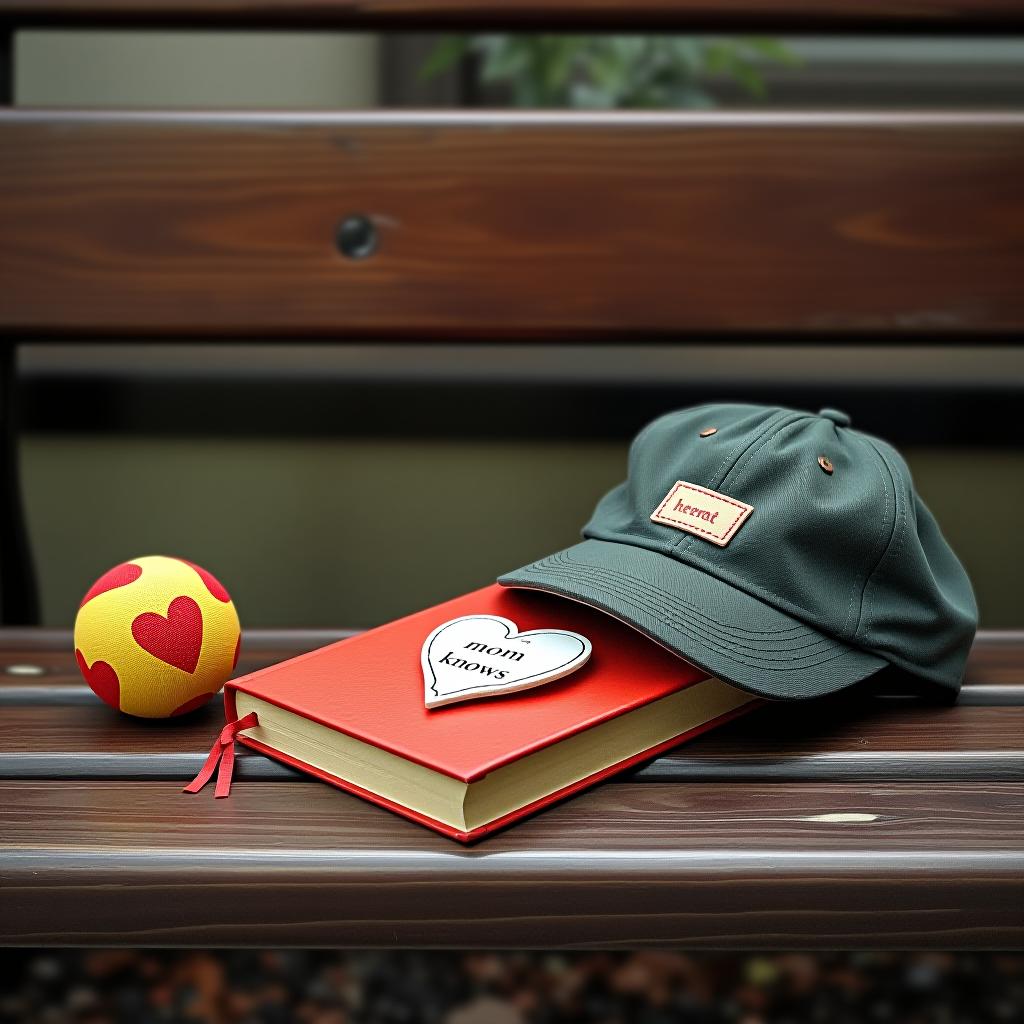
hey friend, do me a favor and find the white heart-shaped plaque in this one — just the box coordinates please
[422,614,592,709]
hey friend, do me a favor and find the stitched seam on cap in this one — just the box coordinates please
[707,409,788,488]
[528,564,845,666]
[843,431,893,639]
[578,528,828,634]
[517,565,855,671]
[509,579,855,683]
[549,559,839,656]
[676,411,803,558]
[662,616,854,668]
[673,409,795,557]
[552,552,837,651]
[544,548,813,637]
[854,436,907,643]
[719,411,806,489]
[532,551,845,656]
[569,557,839,651]
[683,413,868,638]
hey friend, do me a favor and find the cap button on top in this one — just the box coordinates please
[819,408,851,428]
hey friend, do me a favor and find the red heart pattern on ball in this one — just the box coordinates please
[75,649,121,707]
[177,558,231,603]
[132,595,204,674]
[171,691,218,716]
[79,561,143,608]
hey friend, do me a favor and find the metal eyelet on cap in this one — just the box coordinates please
[699,428,717,438]
[818,455,834,474]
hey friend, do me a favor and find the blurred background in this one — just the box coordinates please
[3,23,1023,1024]
[16,343,1024,628]
[9,30,1024,629]
[4,949,1024,1024]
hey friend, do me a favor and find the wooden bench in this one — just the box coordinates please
[1,631,1023,947]
[1,0,1023,948]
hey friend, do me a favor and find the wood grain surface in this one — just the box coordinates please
[2,0,1022,30]
[2,780,1022,947]
[2,698,1023,782]
[3,630,1022,947]
[2,634,1022,783]
[3,112,1024,338]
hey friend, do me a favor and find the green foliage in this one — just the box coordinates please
[422,35,800,108]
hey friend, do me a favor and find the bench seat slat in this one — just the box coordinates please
[2,779,1022,947]
[2,635,1022,785]
[3,112,1024,338]
[1,701,1023,781]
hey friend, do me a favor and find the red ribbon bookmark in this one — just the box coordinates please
[183,712,259,799]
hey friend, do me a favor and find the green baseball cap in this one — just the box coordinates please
[499,404,977,700]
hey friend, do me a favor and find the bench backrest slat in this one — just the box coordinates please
[3,111,1023,339]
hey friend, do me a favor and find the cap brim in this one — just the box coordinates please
[498,540,887,700]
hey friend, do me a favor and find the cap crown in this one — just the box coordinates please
[584,404,977,690]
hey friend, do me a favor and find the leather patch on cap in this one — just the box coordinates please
[651,481,753,547]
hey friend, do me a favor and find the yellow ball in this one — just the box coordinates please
[74,555,241,718]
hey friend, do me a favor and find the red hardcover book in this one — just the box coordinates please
[217,585,756,842]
